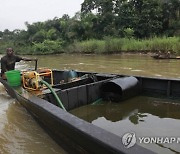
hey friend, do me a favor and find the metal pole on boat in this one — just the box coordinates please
[35,59,38,71]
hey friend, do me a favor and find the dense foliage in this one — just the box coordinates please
[0,0,179,54]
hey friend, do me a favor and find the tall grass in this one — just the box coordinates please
[67,40,105,53]
[1,36,179,55]
[146,37,179,53]
[69,36,180,54]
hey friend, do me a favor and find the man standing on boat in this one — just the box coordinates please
[0,48,37,79]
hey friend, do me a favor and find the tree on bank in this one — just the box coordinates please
[0,0,179,54]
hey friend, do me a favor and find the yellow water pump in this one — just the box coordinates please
[22,69,53,91]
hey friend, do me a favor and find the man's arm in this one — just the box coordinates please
[15,55,37,62]
[21,57,37,61]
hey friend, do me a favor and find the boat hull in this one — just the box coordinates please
[151,55,180,59]
[2,70,180,153]
[0,77,154,154]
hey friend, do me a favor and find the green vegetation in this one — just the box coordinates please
[32,40,64,54]
[68,37,180,54]
[0,0,179,55]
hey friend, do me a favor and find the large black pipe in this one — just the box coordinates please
[101,76,140,102]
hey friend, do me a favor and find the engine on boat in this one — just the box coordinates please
[22,69,53,91]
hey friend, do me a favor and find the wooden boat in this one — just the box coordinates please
[151,55,180,59]
[1,69,180,153]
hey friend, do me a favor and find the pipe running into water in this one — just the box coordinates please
[40,80,66,111]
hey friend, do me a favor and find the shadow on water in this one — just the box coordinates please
[70,96,180,154]
[70,96,180,122]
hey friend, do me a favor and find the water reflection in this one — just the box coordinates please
[71,96,180,122]
[70,96,180,154]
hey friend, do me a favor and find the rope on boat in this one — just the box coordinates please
[40,80,66,111]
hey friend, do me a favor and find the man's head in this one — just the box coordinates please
[6,48,14,57]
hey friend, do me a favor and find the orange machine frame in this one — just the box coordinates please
[22,69,53,91]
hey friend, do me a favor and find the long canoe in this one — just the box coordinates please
[2,69,180,153]
[151,55,180,59]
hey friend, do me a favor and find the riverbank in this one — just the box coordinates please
[0,37,179,55]
[67,37,179,55]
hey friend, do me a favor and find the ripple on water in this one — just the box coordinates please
[122,67,132,70]
[154,74,162,77]
[0,101,67,154]
[0,82,66,154]
[131,69,143,72]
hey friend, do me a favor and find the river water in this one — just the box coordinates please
[0,53,180,153]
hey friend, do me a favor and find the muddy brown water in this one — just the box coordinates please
[0,54,180,153]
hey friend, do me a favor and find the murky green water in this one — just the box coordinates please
[1,53,180,153]
[70,96,180,154]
